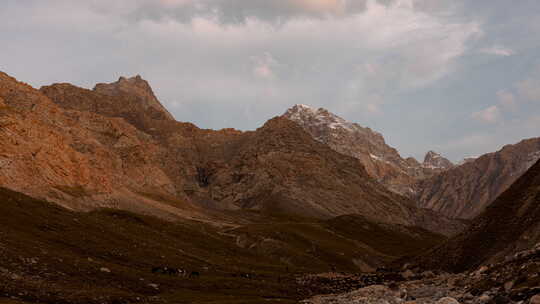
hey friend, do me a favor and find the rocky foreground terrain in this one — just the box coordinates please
[301,242,540,304]
[301,159,540,304]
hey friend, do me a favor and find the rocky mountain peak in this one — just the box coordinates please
[282,104,452,195]
[423,151,453,170]
[284,104,356,133]
[93,75,174,121]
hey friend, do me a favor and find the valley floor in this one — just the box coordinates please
[0,187,440,304]
[1,188,539,304]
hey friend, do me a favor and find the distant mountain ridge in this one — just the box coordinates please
[282,104,540,221]
[413,137,540,219]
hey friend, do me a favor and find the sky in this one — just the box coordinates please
[1,0,539,162]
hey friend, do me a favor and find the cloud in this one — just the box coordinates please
[11,0,540,163]
[479,46,515,56]
[122,0,369,25]
[472,105,501,124]
[251,53,279,79]
[496,90,517,109]
[516,77,540,101]
[366,103,383,115]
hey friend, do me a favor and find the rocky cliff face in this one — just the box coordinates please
[413,137,540,219]
[0,72,206,221]
[94,75,175,121]
[0,72,464,235]
[282,105,451,195]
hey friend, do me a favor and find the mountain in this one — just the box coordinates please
[282,104,452,195]
[0,71,464,236]
[281,104,540,222]
[420,159,540,272]
[0,72,206,220]
[413,137,540,219]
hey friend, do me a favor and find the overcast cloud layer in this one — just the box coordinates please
[1,0,539,161]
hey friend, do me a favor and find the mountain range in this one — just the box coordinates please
[0,72,465,235]
[1,71,540,303]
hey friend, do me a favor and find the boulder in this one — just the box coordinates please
[436,297,460,304]
[530,294,540,304]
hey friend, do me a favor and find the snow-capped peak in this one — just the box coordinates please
[283,104,355,131]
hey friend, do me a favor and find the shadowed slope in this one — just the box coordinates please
[0,187,446,303]
[419,160,540,272]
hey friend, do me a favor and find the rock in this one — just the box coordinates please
[420,270,435,278]
[492,295,511,304]
[148,283,159,289]
[477,266,489,274]
[401,270,415,279]
[478,294,491,303]
[530,295,540,304]
[436,297,460,304]
[100,267,111,273]
[447,277,458,287]
[504,281,514,292]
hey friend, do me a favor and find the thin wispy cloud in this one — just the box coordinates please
[479,46,515,57]
[472,105,501,124]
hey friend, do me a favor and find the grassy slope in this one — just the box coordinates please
[0,188,445,303]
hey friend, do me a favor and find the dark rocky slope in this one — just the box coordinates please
[420,159,540,272]
[0,187,445,303]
